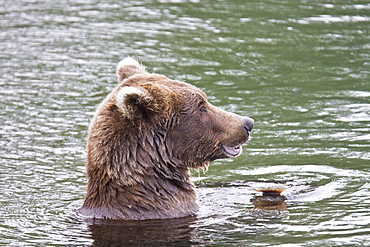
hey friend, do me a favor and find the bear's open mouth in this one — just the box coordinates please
[222,145,242,157]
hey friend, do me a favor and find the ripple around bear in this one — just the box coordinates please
[79,57,254,220]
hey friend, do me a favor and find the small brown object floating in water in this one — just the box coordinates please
[257,188,285,196]
[250,187,288,211]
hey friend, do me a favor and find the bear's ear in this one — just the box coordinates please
[115,84,178,120]
[116,57,147,82]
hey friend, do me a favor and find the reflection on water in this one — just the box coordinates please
[250,184,288,211]
[1,0,370,246]
[86,216,197,247]
[251,194,287,211]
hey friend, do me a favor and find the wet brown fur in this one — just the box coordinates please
[79,58,253,220]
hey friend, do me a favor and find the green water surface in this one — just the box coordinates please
[1,0,370,246]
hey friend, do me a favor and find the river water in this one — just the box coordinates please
[1,0,370,246]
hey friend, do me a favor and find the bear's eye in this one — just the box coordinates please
[199,103,207,113]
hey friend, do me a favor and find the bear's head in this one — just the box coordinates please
[113,57,253,169]
[81,57,254,220]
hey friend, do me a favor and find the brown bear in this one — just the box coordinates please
[79,57,254,220]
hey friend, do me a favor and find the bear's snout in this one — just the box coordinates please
[242,117,254,133]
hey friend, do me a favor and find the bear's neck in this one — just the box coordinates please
[81,162,198,220]
[80,125,200,220]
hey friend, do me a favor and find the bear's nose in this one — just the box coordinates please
[242,117,254,132]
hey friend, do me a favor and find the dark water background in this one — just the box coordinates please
[1,0,370,246]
